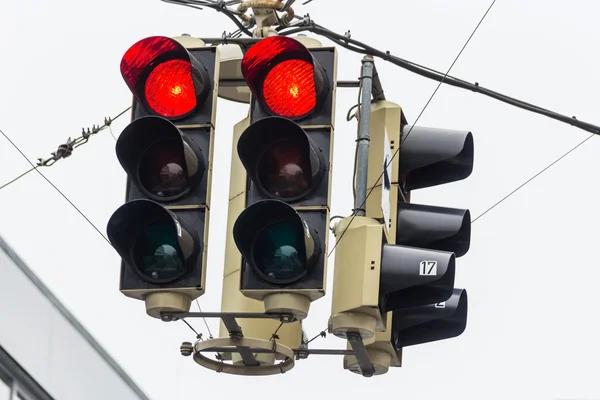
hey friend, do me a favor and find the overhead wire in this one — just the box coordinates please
[162,0,254,36]
[278,23,600,135]
[0,106,131,192]
[181,318,203,339]
[195,298,214,339]
[471,133,595,223]
[0,127,112,246]
[163,0,206,12]
[0,166,37,192]
[166,0,600,135]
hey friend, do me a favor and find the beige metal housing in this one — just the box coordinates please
[216,40,339,371]
[364,101,404,244]
[353,100,408,372]
[119,39,221,319]
[330,100,407,374]
[329,216,386,339]
[236,46,338,318]
[217,44,252,104]
[219,115,303,364]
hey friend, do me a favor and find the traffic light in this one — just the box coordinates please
[106,36,220,319]
[330,100,473,374]
[229,35,337,321]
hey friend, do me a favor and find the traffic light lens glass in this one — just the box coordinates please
[139,139,190,198]
[257,140,315,199]
[263,59,316,118]
[254,221,306,282]
[145,59,197,118]
[134,223,185,281]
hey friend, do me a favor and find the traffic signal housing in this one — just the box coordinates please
[330,100,473,374]
[120,35,217,122]
[218,115,303,367]
[329,216,457,339]
[229,35,337,321]
[241,35,333,124]
[107,36,220,319]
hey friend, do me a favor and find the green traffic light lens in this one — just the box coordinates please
[133,222,186,282]
[253,221,307,283]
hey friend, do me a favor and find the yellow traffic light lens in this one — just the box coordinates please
[253,221,307,283]
[133,223,186,282]
[139,139,191,198]
[257,140,313,199]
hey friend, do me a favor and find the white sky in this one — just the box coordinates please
[1,1,600,399]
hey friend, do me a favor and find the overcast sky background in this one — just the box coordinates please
[1,1,600,399]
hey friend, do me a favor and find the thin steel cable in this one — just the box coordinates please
[108,125,117,141]
[0,166,37,191]
[328,0,497,258]
[161,0,253,36]
[195,299,214,339]
[181,318,202,338]
[306,329,327,344]
[0,127,112,246]
[472,133,595,223]
[277,11,600,135]
[401,0,496,146]
[270,321,285,341]
[0,107,129,192]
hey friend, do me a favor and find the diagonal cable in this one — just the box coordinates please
[0,127,111,245]
[195,299,214,339]
[472,132,595,223]
[0,166,37,191]
[328,0,497,257]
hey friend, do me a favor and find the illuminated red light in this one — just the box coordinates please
[120,36,199,119]
[145,59,196,118]
[263,60,316,118]
[242,37,319,118]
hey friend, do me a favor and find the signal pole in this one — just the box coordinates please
[355,55,375,216]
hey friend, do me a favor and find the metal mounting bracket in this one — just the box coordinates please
[164,311,377,377]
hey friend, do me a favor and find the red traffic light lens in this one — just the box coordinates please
[263,59,317,118]
[145,59,196,118]
[121,36,203,119]
[242,36,321,119]
[257,140,313,199]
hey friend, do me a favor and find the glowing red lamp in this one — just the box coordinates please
[241,36,329,119]
[120,36,209,119]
